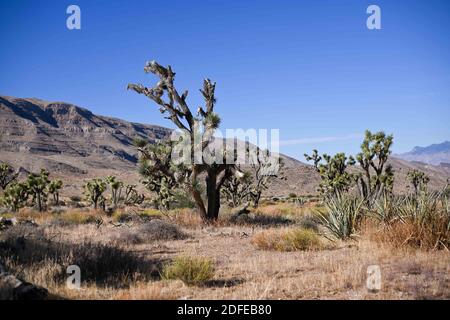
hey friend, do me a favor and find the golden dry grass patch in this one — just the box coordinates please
[251,228,328,251]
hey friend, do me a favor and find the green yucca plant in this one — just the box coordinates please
[319,192,364,240]
[370,193,403,223]
[397,191,440,225]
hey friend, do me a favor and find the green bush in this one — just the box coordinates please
[161,256,215,286]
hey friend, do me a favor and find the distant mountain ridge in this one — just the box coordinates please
[397,141,450,166]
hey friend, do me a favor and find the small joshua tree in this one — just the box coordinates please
[248,147,285,208]
[407,169,430,195]
[136,140,179,210]
[221,166,253,208]
[26,169,50,212]
[0,163,18,191]
[305,151,356,196]
[129,60,238,221]
[1,182,28,212]
[84,178,107,209]
[124,184,145,205]
[47,179,63,206]
[105,175,123,207]
[355,130,394,200]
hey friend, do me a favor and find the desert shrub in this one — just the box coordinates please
[0,224,46,241]
[230,213,292,227]
[109,220,187,245]
[297,215,320,232]
[108,228,143,245]
[161,256,215,286]
[69,195,82,202]
[251,228,324,251]
[50,206,66,215]
[112,210,133,223]
[137,219,187,241]
[319,193,364,240]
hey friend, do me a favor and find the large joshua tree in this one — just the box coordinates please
[128,61,236,221]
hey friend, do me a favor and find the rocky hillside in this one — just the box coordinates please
[0,95,448,197]
[0,95,171,194]
[0,95,170,166]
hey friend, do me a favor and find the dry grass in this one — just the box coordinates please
[251,228,327,251]
[162,208,203,228]
[366,219,450,251]
[1,202,449,300]
[108,220,187,245]
[253,203,309,218]
[9,207,104,225]
[161,256,215,286]
[52,210,102,225]
[0,223,164,297]
[112,282,179,300]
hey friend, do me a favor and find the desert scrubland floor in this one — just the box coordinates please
[1,204,449,300]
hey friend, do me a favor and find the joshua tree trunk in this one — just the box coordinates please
[36,193,42,212]
[252,190,262,208]
[206,171,221,220]
[53,193,59,206]
[93,196,98,209]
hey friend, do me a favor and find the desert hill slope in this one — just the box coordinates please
[0,95,448,197]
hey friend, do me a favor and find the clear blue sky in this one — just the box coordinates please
[1,0,449,160]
